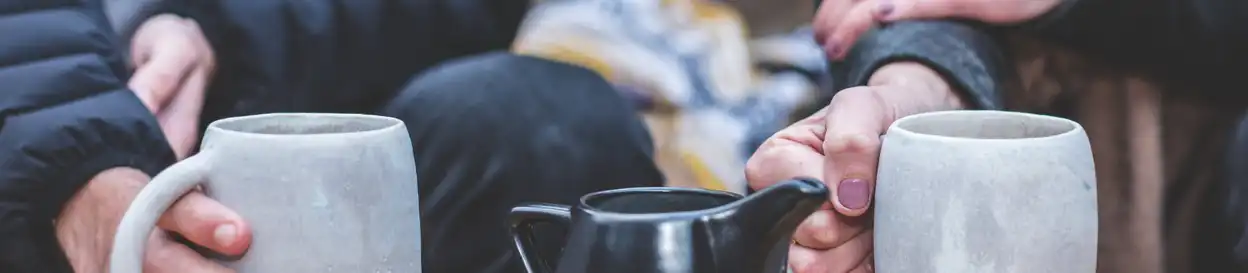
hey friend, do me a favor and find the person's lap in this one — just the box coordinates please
[377,52,665,273]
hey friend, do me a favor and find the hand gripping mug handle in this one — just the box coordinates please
[109,151,216,273]
[508,203,572,273]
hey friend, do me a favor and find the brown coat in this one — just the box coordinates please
[1005,35,1245,273]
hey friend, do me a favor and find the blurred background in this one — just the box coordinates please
[104,0,830,194]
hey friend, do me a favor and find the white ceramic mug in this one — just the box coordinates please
[109,113,422,272]
[874,110,1097,273]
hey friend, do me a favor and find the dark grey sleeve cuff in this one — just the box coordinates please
[834,20,1009,110]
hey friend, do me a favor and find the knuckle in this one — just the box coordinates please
[822,133,881,154]
[151,69,181,84]
[831,86,876,101]
[744,146,787,186]
[743,156,768,185]
[145,242,177,265]
[791,261,832,273]
[811,227,846,245]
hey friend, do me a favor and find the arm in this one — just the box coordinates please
[0,2,176,272]
[834,20,1010,110]
[117,0,532,114]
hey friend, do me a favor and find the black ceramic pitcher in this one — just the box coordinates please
[508,178,829,273]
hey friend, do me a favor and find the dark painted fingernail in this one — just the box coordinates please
[824,43,841,58]
[876,2,895,17]
[837,178,870,209]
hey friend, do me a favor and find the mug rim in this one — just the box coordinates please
[577,187,743,218]
[206,113,404,139]
[887,110,1084,142]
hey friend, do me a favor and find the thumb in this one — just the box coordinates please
[822,87,891,216]
[145,232,236,273]
[157,192,252,256]
[129,45,196,114]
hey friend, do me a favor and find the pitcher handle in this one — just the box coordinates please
[508,203,572,273]
[109,151,216,273]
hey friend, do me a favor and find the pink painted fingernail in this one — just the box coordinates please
[837,178,871,209]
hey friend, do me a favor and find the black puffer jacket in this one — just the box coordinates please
[0,0,176,272]
[118,0,530,127]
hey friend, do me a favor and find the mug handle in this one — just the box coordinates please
[109,151,216,273]
[508,203,572,273]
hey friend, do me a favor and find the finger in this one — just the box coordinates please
[825,0,884,60]
[745,106,829,189]
[792,210,867,249]
[156,68,209,159]
[789,229,874,273]
[128,45,197,113]
[788,246,831,273]
[745,124,827,191]
[130,43,153,69]
[875,0,966,22]
[822,87,890,216]
[145,232,235,273]
[853,254,875,273]
[158,191,252,256]
[812,0,856,56]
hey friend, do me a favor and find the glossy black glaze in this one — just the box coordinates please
[509,178,829,273]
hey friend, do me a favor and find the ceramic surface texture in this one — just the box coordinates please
[509,179,828,273]
[110,113,421,273]
[874,110,1098,273]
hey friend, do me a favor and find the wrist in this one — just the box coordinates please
[56,168,150,271]
[867,62,968,110]
[868,62,951,93]
[59,168,149,222]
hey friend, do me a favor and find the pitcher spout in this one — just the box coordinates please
[720,177,829,265]
[731,178,829,232]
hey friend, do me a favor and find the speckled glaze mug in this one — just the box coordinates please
[109,113,422,272]
[874,110,1098,273]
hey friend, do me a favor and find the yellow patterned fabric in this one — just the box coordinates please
[512,0,822,193]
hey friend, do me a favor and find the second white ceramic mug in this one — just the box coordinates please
[874,110,1098,273]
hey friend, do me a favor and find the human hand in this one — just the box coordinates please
[745,62,966,272]
[129,14,216,160]
[813,0,1063,59]
[55,168,251,273]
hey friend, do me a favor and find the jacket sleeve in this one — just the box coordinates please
[1025,0,1248,90]
[833,20,1010,110]
[0,2,177,273]
[116,0,532,115]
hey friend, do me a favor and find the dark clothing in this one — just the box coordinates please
[835,0,1248,105]
[0,0,177,272]
[1027,0,1248,102]
[1226,113,1248,269]
[384,53,665,273]
[833,21,1009,111]
[127,0,532,125]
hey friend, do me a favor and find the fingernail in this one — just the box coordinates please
[825,43,841,58]
[837,178,870,209]
[213,224,237,247]
[876,1,895,18]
